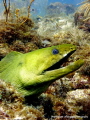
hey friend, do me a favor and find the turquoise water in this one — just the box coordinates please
[48,0,84,5]
[30,0,85,18]
[0,0,85,18]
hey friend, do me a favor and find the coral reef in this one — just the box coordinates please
[0,0,90,119]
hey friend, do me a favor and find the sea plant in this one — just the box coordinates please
[3,0,11,22]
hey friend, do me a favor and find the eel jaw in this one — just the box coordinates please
[44,50,76,72]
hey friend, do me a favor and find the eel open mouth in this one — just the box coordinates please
[45,50,76,71]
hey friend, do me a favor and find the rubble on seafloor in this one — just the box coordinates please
[0,79,44,120]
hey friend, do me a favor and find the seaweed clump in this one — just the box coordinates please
[74,0,90,31]
[0,0,41,58]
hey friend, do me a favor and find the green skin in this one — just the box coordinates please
[0,44,84,97]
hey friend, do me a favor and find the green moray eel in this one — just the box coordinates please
[0,44,84,97]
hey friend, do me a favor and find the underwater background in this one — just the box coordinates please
[0,0,85,18]
[0,0,90,120]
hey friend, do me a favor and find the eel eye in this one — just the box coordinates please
[52,49,59,54]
